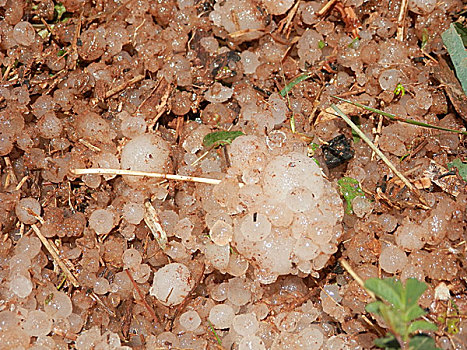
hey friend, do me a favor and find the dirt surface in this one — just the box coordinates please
[0,0,466,349]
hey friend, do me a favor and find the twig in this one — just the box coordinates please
[278,0,301,39]
[31,224,80,288]
[125,269,159,324]
[70,168,222,185]
[317,0,338,16]
[330,104,430,209]
[396,0,409,41]
[339,259,375,299]
[104,74,145,99]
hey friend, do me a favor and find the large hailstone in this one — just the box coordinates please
[120,133,171,186]
[149,263,193,306]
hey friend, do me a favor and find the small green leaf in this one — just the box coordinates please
[54,2,67,21]
[441,24,467,95]
[203,131,244,148]
[337,177,365,215]
[407,320,438,334]
[448,159,467,181]
[280,73,311,97]
[405,279,427,308]
[318,40,326,49]
[374,334,400,349]
[405,304,427,323]
[409,335,441,350]
[421,29,429,50]
[394,83,406,96]
[366,301,385,316]
[365,278,403,309]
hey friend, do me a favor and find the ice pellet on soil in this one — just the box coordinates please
[210,220,233,246]
[122,248,142,268]
[13,21,36,46]
[89,208,115,235]
[44,291,73,320]
[180,310,201,331]
[239,335,266,350]
[15,235,41,258]
[120,133,171,184]
[379,244,408,273]
[409,0,437,14]
[262,0,294,15]
[232,313,259,336]
[240,213,272,241]
[296,326,325,349]
[122,202,145,225]
[15,197,41,224]
[378,69,402,91]
[205,83,233,103]
[22,310,52,337]
[9,274,33,298]
[149,263,193,306]
[208,304,235,329]
[240,51,260,74]
[93,277,110,295]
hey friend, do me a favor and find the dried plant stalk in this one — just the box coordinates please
[70,168,222,185]
[31,224,80,287]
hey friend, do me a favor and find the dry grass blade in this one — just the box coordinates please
[125,269,160,325]
[396,0,409,40]
[332,95,467,135]
[340,259,375,299]
[144,200,168,250]
[330,104,431,209]
[70,168,222,185]
[31,224,80,288]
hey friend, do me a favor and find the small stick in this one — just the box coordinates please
[70,168,222,185]
[396,0,409,41]
[15,175,28,191]
[317,0,338,16]
[104,74,145,99]
[125,269,159,324]
[339,259,375,299]
[330,104,430,209]
[31,224,80,288]
[278,0,301,38]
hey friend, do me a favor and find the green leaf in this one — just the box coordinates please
[404,279,427,309]
[54,2,67,21]
[365,278,403,309]
[280,73,311,97]
[366,301,385,316]
[374,334,400,349]
[448,159,467,181]
[405,304,427,323]
[337,177,365,215]
[409,335,441,350]
[203,131,244,148]
[441,24,467,95]
[318,40,326,49]
[407,320,438,334]
[453,22,467,48]
[394,83,406,96]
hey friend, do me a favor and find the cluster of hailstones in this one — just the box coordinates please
[205,135,344,284]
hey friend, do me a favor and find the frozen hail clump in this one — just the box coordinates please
[205,135,344,284]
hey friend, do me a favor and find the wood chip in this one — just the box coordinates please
[143,200,167,250]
